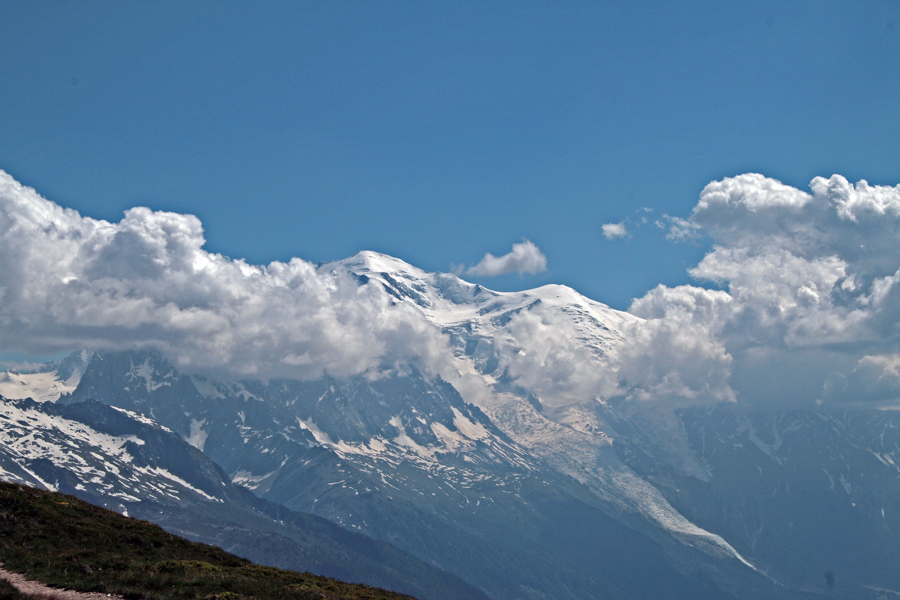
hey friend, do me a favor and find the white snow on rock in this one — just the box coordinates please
[126,357,173,393]
[186,418,209,451]
[335,251,754,564]
[0,370,78,402]
[0,395,218,505]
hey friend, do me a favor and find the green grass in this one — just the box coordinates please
[0,482,416,600]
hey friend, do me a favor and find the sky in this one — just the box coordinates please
[2,1,898,310]
[2,2,900,408]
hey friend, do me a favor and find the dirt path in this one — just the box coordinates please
[0,567,124,600]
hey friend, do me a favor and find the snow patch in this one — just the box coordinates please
[296,417,335,445]
[839,473,852,495]
[186,419,208,451]
[0,370,78,402]
[127,358,173,393]
[109,405,173,432]
[232,468,276,489]
[191,376,224,399]
[451,408,489,440]
[134,465,222,502]
[389,416,434,459]
[430,421,467,452]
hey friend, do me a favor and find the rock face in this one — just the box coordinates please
[4,252,900,599]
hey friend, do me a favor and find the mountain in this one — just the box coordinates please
[610,406,900,594]
[0,350,91,403]
[5,250,899,599]
[0,392,488,600]
[67,350,747,600]
[0,481,416,600]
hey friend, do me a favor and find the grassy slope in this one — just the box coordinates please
[0,482,415,600]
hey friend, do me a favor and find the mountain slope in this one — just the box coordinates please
[610,406,900,595]
[0,393,488,600]
[337,253,762,558]
[0,481,415,600]
[65,350,766,600]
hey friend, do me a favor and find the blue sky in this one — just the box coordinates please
[1,1,898,310]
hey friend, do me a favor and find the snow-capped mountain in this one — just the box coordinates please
[0,350,92,403]
[0,394,225,507]
[0,392,489,600]
[337,253,754,560]
[4,251,899,599]
[61,349,752,600]
[341,251,634,399]
[49,253,757,599]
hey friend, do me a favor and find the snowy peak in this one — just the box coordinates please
[341,250,430,279]
[0,394,226,506]
[0,370,75,403]
[339,251,626,312]
[338,250,636,355]
[339,250,492,314]
[0,350,93,403]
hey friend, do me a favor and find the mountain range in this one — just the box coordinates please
[3,251,899,599]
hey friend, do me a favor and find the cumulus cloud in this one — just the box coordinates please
[841,354,900,406]
[6,168,900,410]
[0,171,452,381]
[623,285,736,404]
[463,240,547,277]
[619,317,735,404]
[602,222,628,240]
[493,308,622,405]
[625,173,900,407]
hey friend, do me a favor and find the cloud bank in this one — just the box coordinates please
[625,173,900,407]
[4,168,900,409]
[463,240,548,277]
[0,171,451,381]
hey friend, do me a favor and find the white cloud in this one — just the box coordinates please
[0,171,452,381]
[6,168,900,410]
[623,285,736,404]
[626,173,900,407]
[601,222,628,240]
[492,308,621,405]
[618,316,736,405]
[463,240,547,277]
[846,354,900,404]
[659,215,701,241]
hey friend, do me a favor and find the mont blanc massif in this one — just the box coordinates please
[3,172,900,600]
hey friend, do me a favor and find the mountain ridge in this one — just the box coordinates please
[0,392,489,600]
[2,250,898,598]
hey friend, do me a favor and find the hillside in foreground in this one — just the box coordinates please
[0,482,415,600]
